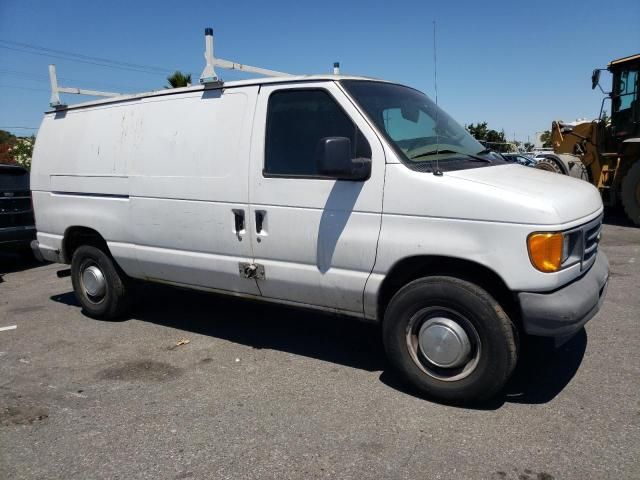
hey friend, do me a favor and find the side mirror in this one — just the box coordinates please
[316,137,371,181]
[591,69,601,90]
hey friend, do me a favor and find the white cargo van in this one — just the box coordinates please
[31,66,609,402]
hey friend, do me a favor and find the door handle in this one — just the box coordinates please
[255,210,265,234]
[232,209,245,238]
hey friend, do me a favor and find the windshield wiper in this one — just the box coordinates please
[410,149,491,162]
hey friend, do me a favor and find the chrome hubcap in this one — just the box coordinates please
[418,317,471,368]
[406,307,481,382]
[82,265,106,298]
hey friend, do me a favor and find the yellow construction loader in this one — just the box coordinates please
[535,53,640,225]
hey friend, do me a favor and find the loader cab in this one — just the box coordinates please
[608,54,640,139]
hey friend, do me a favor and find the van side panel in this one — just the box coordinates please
[31,103,140,273]
[32,87,261,295]
[127,88,259,294]
[31,107,129,192]
[30,192,139,274]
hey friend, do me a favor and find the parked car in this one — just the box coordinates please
[31,75,609,403]
[0,164,36,254]
[501,153,538,167]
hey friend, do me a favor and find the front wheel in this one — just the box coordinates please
[71,245,133,320]
[383,276,518,403]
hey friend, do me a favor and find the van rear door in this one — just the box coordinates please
[247,82,385,314]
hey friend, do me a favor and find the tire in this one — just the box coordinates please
[621,161,640,226]
[382,276,518,403]
[566,159,589,180]
[535,157,564,174]
[71,245,133,319]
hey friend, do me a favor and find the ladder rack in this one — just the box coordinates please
[199,27,292,84]
[48,27,298,109]
[49,64,121,108]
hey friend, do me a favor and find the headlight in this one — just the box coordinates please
[527,230,582,273]
[527,232,564,272]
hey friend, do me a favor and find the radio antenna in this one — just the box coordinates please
[432,21,442,176]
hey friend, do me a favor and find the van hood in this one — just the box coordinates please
[446,164,602,224]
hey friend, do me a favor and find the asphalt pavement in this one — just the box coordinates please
[1,214,639,480]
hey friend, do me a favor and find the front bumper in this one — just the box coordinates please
[518,251,609,338]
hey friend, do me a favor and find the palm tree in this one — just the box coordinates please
[166,71,192,88]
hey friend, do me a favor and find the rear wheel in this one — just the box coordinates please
[71,245,133,319]
[621,161,640,226]
[382,276,518,403]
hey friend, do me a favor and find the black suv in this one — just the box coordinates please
[0,164,36,253]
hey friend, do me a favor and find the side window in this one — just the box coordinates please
[265,89,371,176]
[617,70,638,111]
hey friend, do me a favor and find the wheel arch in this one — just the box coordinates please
[377,255,519,328]
[62,226,110,263]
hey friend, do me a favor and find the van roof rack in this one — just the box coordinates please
[48,64,122,109]
[49,27,306,109]
[199,28,292,85]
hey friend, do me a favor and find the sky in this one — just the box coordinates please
[0,0,638,144]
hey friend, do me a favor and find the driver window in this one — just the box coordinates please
[265,89,371,176]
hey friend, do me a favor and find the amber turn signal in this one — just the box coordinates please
[527,232,564,272]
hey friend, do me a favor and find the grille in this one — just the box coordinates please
[580,215,602,271]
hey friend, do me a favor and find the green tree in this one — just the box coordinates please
[524,142,534,152]
[465,122,506,143]
[540,130,552,148]
[466,122,488,140]
[166,71,192,88]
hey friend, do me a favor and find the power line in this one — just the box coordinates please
[0,39,175,74]
[0,44,177,76]
[0,126,38,130]
[0,68,51,79]
[0,68,145,92]
[0,83,50,92]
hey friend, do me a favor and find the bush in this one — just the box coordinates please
[0,130,34,170]
[11,136,35,170]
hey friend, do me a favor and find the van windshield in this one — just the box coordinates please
[340,80,505,172]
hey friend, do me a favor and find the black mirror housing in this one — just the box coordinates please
[591,69,601,90]
[316,137,371,181]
